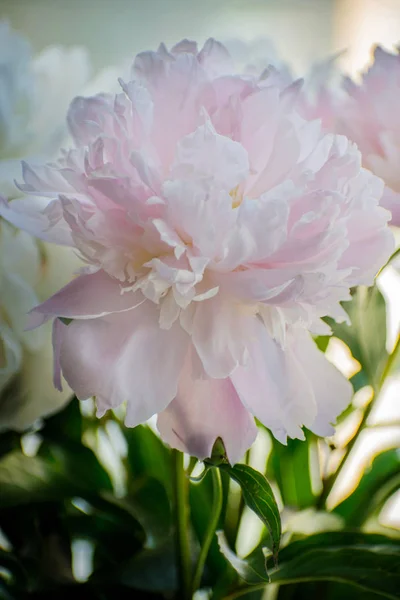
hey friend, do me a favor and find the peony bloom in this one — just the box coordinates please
[0,39,394,463]
[335,46,400,226]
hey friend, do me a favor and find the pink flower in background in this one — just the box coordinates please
[336,46,400,226]
[0,39,394,463]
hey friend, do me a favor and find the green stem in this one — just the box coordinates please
[318,334,400,508]
[191,468,223,595]
[172,449,191,600]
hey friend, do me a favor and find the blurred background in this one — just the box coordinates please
[0,0,399,571]
[2,0,400,78]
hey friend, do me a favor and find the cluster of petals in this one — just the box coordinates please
[1,39,394,463]
[333,46,400,226]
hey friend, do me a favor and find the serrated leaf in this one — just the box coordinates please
[222,464,281,560]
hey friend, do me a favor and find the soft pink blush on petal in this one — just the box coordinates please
[157,350,257,465]
[59,303,189,424]
[2,38,395,461]
[28,270,145,328]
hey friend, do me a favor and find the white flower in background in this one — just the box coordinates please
[0,21,89,429]
[0,20,91,199]
[0,222,43,392]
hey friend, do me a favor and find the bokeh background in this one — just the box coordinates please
[1,0,399,542]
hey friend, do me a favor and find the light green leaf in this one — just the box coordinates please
[267,432,317,509]
[326,286,387,389]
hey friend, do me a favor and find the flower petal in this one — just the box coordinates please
[287,328,353,436]
[230,318,316,442]
[28,270,145,328]
[59,302,189,425]
[0,195,73,246]
[191,295,253,378]
[157,349,257,464]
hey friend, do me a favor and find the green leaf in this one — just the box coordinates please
[267,432,317,509]
[222,464,281,560]
[0,444,112,507]
[124,476,172,549]
[333,449,400,526]
[269,533,400,600]
[112,539,177,593]
[217,531,270,585]
[326,286,388,388]
[124,425,172,497]
[67,503,144,572]
[0,451,71,506]
[220,533,400,599]
[38,440,113,496]
[40,397,82,444]
[314,335,330,352]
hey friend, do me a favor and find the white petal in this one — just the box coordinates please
[287,328,353,436]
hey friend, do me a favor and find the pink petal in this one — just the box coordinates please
[59,302,189,424]
[157,349,257,464]
[28,270,144,328]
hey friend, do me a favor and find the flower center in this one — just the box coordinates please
[230,185,243,208]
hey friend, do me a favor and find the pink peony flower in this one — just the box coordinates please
[336,46,400,226]
[0,39,394,464]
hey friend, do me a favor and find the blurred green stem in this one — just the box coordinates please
[172,449,191,600]
[191,467,223,596]
[318,334,400,508]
